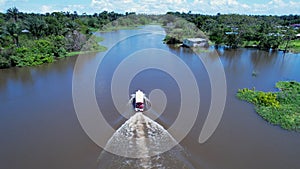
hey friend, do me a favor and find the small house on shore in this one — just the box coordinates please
[183,38,208,47]
[291,24,300,29]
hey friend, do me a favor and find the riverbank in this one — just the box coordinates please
[65,47,107,57]
[166,38,300,54]
[65,36,107,57]
[0,34,107,69]
[207,39,300,53]
[279,40,300,53]
[98,14,157,32]
[99,25,141,32]
[237,81,300,131]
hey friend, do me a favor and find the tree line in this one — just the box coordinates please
[0,7,126,68]
[1,8,300,68]
[166,12,300,51]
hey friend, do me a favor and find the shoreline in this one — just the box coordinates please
[0,34,108,69]
[2,25,299,69]
[167,42,300,54]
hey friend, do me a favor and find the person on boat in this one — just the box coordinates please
[138,103,144,109]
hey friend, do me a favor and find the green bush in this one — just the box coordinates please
[237,88,279,108]
[256,92,279,108]
[0,56,10,68]
[34,39,54,54]
[49,35,67,57]
[10,46,54,67]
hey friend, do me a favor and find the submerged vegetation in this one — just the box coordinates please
[237,81,300,131]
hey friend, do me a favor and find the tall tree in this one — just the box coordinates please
[3,22,21,46]
[283,27,296,53]
[24,16,48,39]
[7,7,19,22]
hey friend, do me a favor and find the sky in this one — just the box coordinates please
[1,0,300,15]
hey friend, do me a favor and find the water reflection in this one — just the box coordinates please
[0,67,33,90]
[250,50,278,69]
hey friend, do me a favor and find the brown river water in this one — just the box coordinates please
[1,25,300,169]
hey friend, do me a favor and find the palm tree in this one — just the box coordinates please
[24,16,48,39]
[3,22,21,46]
[65,20,84,50]
[7,7,19,22]
[65,20,80,33]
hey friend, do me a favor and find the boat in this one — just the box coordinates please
[134,90,145,112]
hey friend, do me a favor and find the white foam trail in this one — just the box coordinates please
[98,112,195,169]
[104,112,177,158]
[98,95,195,168]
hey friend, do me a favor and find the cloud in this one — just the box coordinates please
[62,4,86,13]
[0,0,6,6]
[91,0,190,14]
[41,5,54,13]
[89,0,300,15]
[38,4,87,14]
[249,0,300,15]
[1,0,299,15]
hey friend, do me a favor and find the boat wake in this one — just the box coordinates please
[97,112,195,169]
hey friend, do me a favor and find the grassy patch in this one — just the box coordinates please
[66,35,107,57]
[237,81,300,131]
[290,40,300,53]
[88,27,99,33]
[93,36,105,42]
[242,40,259,48]
[66,46,107,57]
[66,51,85,57]
[279,40,300,53]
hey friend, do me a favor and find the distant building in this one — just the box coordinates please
[21,29,30,33]
[183,38,208,47]
[268,33,284,37]
[225,32,238,35]
[296,33,300,39]
[291,24,300,29]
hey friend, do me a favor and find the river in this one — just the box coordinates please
[1,25,300,169]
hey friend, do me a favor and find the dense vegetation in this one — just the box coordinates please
[1,8,300,69]
[166,12,300,52]
[0,8,126,68]
[0,8,161,68]
[237,81,300,131]
[160,15,207,44]
[100,13,154,32]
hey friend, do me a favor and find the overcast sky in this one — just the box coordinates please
[1,0,299,15]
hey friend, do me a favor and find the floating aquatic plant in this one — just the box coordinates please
[237,81,300,131]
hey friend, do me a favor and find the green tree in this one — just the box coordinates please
[65,20,80,33]
[45,16,64,36]
[7,7,19,22]
[3,22,21,46]
[209,25,226,46]
[283,27,296,53]
[24,16,48,39]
